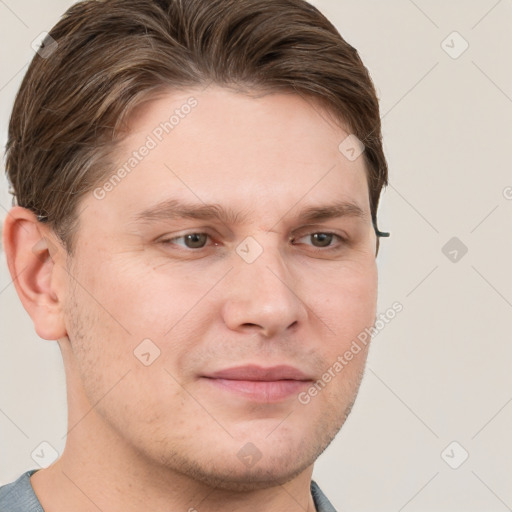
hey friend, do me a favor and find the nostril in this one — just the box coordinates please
[242,323,261,329]
[240,320,298,333]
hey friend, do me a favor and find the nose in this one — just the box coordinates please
[221,239,308,338]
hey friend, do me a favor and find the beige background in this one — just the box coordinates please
[1,1,511,511]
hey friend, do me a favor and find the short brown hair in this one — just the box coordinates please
[5,0,388,255]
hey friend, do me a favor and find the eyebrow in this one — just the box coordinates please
[295,201,368,224]
[130,198,369,227]
[131,199,249,225]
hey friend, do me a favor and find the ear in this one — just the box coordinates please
[2,206,68,341]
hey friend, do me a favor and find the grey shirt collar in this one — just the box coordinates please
[0,470,338,512]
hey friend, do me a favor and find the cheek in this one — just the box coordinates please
[72,252,180,338]
[65,256,218,390]
[308,262,377,335]
[64,276,192,428]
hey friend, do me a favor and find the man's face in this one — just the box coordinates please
[60,86,378,490]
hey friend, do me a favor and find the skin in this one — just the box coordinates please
[3,86,378,512]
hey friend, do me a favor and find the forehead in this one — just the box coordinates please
[86,86,370,227]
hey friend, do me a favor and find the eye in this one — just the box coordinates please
[161,233,211,249]
[292,232,345,249]
[308,233,335,247]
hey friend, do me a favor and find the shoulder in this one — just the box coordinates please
[0,470,44,512]
[311,479,338,512]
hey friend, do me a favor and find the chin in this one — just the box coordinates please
[148,388,355,489]
[155,428,336,492]
[176,456,315,492]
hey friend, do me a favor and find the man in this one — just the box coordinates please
[0,0,389,510]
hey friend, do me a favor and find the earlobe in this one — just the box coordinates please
[2,206,68,341]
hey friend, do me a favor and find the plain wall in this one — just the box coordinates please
[1,1,511,510]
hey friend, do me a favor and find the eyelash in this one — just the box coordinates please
[159,231,348,252]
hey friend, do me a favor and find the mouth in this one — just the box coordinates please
[201,364,314,402]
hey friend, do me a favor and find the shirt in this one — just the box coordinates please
[0,469,338,511]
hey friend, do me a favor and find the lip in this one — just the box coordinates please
[204,364,313,381]
[201,365,314,402]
